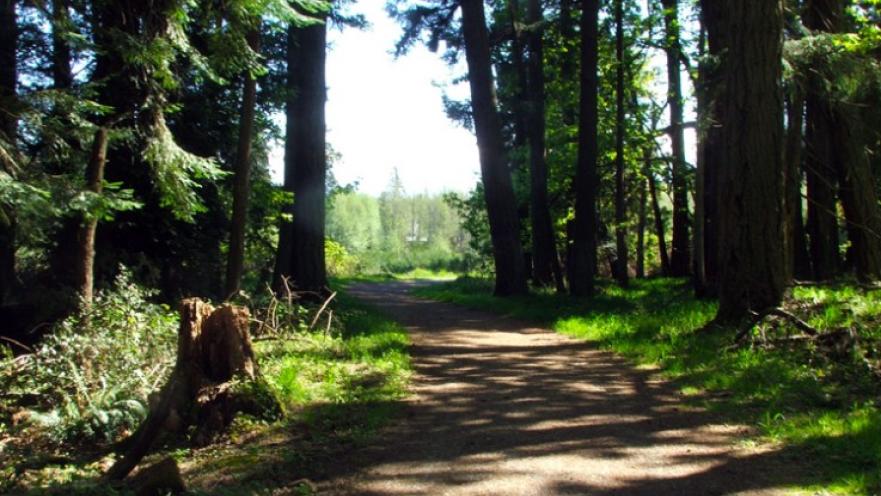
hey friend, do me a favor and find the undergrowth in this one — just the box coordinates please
[415,277,881,495]
[1,278,410,495]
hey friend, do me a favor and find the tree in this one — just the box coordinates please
[226,28,261,299]
[569,0,600,296]
[460,0,528,296]
[0,0,17,305]
[613,0,629,286]
[525,0,564,291]
[275,16,329,295]
[661,0,690,277]
[716,0,786,320]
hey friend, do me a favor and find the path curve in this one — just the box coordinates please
[318,281,803,495]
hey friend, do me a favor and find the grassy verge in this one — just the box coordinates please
[415,277,881,495]
[2,290,410,495]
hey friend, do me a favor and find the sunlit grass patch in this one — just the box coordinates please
[415,277,881,494]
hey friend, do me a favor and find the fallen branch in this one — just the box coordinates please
[309,291,337,330]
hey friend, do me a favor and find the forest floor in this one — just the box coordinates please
[316,280,809,495]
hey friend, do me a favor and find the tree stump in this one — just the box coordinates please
[105,298,274,482]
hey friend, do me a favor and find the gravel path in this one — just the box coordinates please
[318,281,805,495]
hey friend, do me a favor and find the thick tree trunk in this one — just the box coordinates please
[279,20,328,295]
[525,0,563,291]
[225,29,260,299]
[783,92,812,281]
[636,177,647,278]
[804,0,841,280]
[613,0,628,286]
[461,0,528,296]
[693,24,707,295]
[0,0,16,305]
[570,0,599,296]
[698,0,725,295]
[76,128,108,306]
[716,0,786,320]
[662,0,690,277]
[648,163,672,276]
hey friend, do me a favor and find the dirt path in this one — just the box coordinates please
[318,281,805,495]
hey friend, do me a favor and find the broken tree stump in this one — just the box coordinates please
[105,298,276,481]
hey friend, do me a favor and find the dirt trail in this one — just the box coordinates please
[318,281,804,495]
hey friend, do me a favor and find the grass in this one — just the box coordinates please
[3,290,410,495]
[415,277,881,495]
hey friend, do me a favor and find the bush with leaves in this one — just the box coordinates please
[0,269,178,444]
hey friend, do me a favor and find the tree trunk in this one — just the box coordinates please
[783,91,812,281]
[803,0,841,280]
[51,0,73,90]
[613,0,628,286]
[76,128,108,306]
[569,0,599,296]
[698,0,725,295]
[0,0,16,305]
[225,29,260,299]
[278,20,328,295]
[525,0,563,291]
[716,0,785,321]
[106,299,271,481]
[648,161,672,276]
[834,110,881,280]
[693,23,707,295]
[636,177,647,278]
[461,0,528,296]
[662,0,690,277]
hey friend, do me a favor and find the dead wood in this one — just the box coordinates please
[105,298,275,482]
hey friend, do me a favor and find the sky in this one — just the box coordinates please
[269,0,481,196]
[269,0,698,197]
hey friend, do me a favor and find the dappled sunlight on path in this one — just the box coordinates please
[318,281,805,495]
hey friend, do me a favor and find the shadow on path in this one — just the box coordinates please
[316,281,808,495]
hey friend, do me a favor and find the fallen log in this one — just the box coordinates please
[105,298,278,482]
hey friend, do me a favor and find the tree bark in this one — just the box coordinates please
[693,23,707,295]
[225,29,260,299]
[525,0,563,291]
[461,0,528,296]
[662,0,690,277]
[569,0,599,296]
[803,0,841,280]
[0,0,16,305]
[783,91,812,281]
[76,127,108,306]
[716,0,786,320]
[613,0,628,286]
[277,19,329,295]
[698,0,725,295]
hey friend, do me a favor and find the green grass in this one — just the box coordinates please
[415,277,881,495]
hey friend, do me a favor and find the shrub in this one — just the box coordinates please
[0,269,178,444]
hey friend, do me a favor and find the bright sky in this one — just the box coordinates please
[269,0,698,197]
[269,0,481,196]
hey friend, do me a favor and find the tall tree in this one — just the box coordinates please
[783,91,813,281]
[0,0,17,305]
[716,0,786,320]
[525,0,564,290]
[461,0,528,296]
[697,0,725,294]
[276,18,329,295]
[803,0,841,280]
[613,0,628,286]
[75,128,109,306]
[51,0,73,90]
[569,0,599,296]
[225,29,260,298]
[661,0,690,277]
